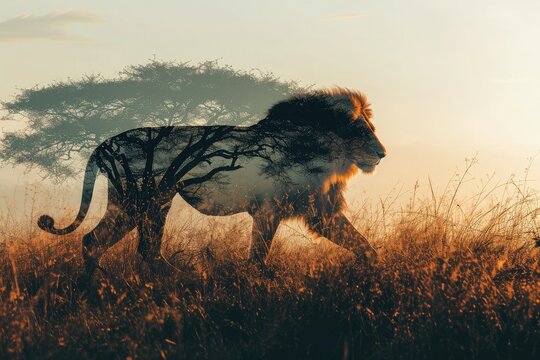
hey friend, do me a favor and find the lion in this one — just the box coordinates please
[38,88,386,282]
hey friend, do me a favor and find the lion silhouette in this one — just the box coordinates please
[38,88,386,282]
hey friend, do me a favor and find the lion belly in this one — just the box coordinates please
[179,158,327,216]
[179,159,280,216]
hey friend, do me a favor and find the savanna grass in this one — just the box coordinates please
[0,168,539,359]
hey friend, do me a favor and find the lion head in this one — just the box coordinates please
[260,87,386,179]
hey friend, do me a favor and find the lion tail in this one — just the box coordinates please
[38,152,100,235]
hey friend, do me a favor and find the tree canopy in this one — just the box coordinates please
[0,60,302,179]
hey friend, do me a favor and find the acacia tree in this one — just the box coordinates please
[0,60,301,179]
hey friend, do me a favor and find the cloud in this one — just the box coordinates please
[0,10,102,42]
[322,12,367,21]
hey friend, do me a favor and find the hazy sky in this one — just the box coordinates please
[1,0,540,216]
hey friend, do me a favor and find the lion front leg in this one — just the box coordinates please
[248,211,281,265]
[305,212,377,265]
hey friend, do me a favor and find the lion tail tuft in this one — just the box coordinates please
[37,152,99,235]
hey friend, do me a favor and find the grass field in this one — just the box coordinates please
[0,174,539,359]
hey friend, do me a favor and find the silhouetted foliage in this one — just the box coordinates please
[0,60,301,178]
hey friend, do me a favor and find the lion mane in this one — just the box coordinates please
[262,87,374,129]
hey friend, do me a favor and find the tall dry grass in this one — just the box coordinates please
[0,164,539,359]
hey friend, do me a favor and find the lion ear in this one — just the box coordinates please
[334,103,357,120]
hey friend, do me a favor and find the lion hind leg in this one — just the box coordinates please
[136,204,172,273]
[81,208,135,286]
[136,218,166,271]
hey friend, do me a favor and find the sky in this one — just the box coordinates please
[1,0,540,223]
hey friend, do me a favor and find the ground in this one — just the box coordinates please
[0,188,539,359]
